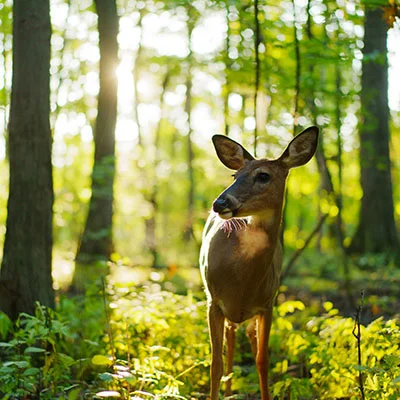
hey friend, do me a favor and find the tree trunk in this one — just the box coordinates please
[292,0,301,132]
[334,62,345,248]
[75,0,118,265]
[184,12,195,242]
[349,7,399,254]
[184,74,195,241]
[145,72,170,267]
[133,9,144,146]
[1,6,12,161]
[253,0,260,156]
[223,2,231,137]
[0,0,54,320]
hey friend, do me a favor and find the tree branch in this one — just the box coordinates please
[281,213,328,282]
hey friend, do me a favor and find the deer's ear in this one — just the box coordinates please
[212,135,255,170]
[279,126,319,169]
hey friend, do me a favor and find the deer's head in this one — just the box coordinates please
[212,126,319,220]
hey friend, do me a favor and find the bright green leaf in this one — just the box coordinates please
[95,391,121,398]
[24,346,46,354]
[92,354,113,367]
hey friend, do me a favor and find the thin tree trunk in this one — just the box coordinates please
[133,9,144,146]
[334,62,344,248]
[184,13,195,241]
[75,0,118,267]
[349,7,399,254]
[292,0,300,130]
[281,0,301,249]
[334,60,353,306]
[305,0,341,244]
[184,75,195,241]
[0,0,54,320]
[132,9,155,263]
[2,13,11,160]
[51,0,72,124]
[224,2,231,137]
[145,71,170,267]
[253,0,260,156]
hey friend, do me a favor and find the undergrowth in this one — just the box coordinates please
[0,280,399,399]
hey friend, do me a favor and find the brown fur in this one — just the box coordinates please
[200,127,318,400]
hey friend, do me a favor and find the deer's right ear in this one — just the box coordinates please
[212,135,254,170]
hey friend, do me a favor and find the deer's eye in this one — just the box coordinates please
[255,172,270,183]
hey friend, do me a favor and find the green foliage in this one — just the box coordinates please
[0,159,8,252]
[102,283,210,397]
[0,311,12,340]
[0,304,77,398]
[0,291,399,399]
[269,301,400,399]
[0,285,210,398]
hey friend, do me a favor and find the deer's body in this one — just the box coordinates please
[201,213,282,324]
[200,127,319,400]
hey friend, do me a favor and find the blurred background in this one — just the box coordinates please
[0,0,399,299]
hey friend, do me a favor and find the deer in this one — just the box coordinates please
[200,126,319,400]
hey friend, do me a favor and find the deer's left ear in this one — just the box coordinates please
[279,126,319,169]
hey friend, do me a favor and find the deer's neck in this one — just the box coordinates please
[247,207,282,242]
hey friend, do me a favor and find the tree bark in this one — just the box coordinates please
[1,5,12,161]
[253,0,260,156]
[184,74,195,241]
[292,0,300,132]
[183,11,195,242]
[0,0,54,320]
[145,72,170,267]
[349,7,399,254]
[133,9,144,146]
[223,2,231,137]
[75,0,118,264]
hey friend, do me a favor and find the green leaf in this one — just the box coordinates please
[0,312,13,340]
[92,354,113,367]
[57,352,76,367]
[95,390,121,398]
[67,387,82,400]
[24,346,46,354]
[99,372,114,382]
[22,367,40,376]
[84,339,99,347]
[0,342,13,348]
[3,361,29,369]
[0,366,14,374]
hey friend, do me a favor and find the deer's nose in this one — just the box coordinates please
[213,197,232,213]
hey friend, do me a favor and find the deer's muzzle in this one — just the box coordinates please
[213,195,238,219]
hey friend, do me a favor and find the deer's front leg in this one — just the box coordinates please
[256,307,273,400]
[225,321,237,397]
[208,302,225,400]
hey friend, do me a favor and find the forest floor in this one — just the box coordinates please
[1,250,399,399]
[101,249,400,323]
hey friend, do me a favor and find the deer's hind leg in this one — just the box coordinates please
[245,312,273,400]
[245,316,258,358]
[256,308,273,400]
